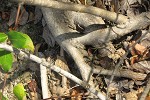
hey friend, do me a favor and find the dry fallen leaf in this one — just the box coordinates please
[130,41,146,56]
[129,41,150,64]
[124,91,138,100]
[134,43,146,55]
[70,87,86,100]
[28,79,37,92]
[28,80,39,100]
[130,55,139,65]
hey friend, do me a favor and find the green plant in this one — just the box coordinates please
[13,83,26,100]
[0,31,34,100]
[0,31,34,72]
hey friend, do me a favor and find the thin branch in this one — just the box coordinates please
[93,68,146,81]
[38,53,50,99]
[11,0,128,24]
[14,3,21,29]
[0,44,106,100]
[139,75,150,100]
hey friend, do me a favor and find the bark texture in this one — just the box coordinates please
[41,5,106,81]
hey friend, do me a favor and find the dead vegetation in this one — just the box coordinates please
[0,0,150,99]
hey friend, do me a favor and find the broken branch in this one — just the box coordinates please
[11,0,128,24]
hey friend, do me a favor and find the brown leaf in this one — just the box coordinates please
[27,79,40,100]
[146,96,150,100]
[129,41,150,64]
[130,41,146,56]
[130,55,139,65]
[28,79,37,92]
[134,43,146,55]
[70,88,85,100]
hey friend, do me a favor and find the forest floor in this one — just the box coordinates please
[0,0,150,100]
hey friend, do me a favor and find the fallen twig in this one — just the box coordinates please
[38,53,50,99]
[93,67,147,81]
[11,0,128,24]
[0,43,106,100]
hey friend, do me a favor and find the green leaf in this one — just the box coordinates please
[0,49,13,72]
[0,33,8,43]
[0,92,8,100]
[13,83,26,100]
[7,31,34,52]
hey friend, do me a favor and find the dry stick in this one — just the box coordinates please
[139,75,150,100]
[40,64,49,99]
[14,3,22,29]
[93,67,146,81]
[17,6,25,24]
[0,44,106,100]
[38,53,50,99]
[106,29,150,99]
[11,0,128,24]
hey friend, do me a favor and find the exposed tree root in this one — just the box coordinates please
[9,0,150,99]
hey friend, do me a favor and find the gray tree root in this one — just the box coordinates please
[74,12,150,46]
[41,7,150,99]
[41,7,106,81]
[41,7,107,99]
[6,0,150,99]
